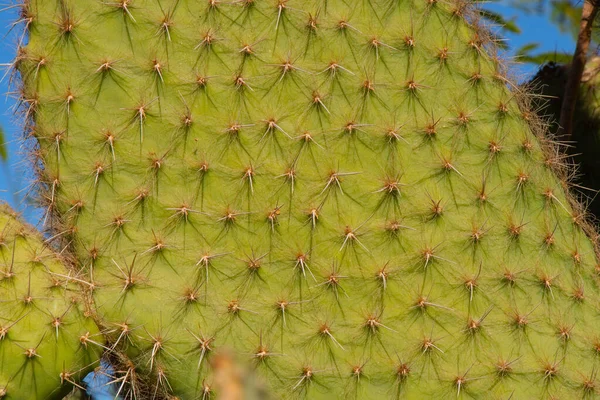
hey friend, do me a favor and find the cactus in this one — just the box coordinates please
[0,203,103,399]
[10,0,600,398]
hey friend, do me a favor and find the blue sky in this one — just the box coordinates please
[0,5,37,221]
[0,2,579,224]
[485,1,577,77]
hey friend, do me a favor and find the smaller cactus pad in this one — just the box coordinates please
[0,203,103,399]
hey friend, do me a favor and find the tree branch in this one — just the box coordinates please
[559,0,600,138]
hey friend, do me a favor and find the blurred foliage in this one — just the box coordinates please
[474,0,590,64]
[515,43,573,64]
[0,126,6,161]
[510,0,582,39]
[550,1,586,38]
[478,8,522,33]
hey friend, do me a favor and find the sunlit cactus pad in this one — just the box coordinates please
[0,203,102,399]
[17,0,600,398]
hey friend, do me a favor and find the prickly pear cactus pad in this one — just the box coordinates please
[0,204,103,399]
[16,0,600,398]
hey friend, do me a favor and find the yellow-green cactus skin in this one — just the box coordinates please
[14,0,600,398]
[0,203,103,399]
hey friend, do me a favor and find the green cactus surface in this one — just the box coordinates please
[0,203,103,399]
[15,0,600,398]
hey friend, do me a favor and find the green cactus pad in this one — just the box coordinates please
[18,0,600,398]
[0,203,103,399]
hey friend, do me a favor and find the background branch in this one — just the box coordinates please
[559,0,600,138]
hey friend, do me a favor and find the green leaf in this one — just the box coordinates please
[478,9,522,33]
[508,0,546,15]
[0,126,6,162]
[517,50,573,65]
[515,42,541,56]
